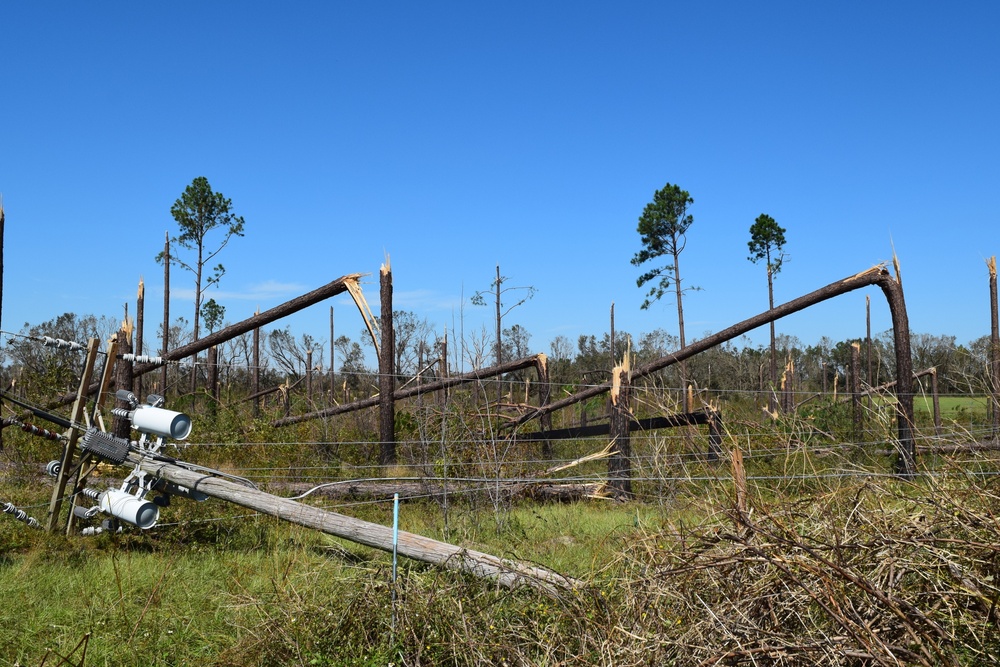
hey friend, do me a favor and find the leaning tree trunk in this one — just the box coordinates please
[273,353,546,428]
[57,274,364,407]
[508,266,916,475]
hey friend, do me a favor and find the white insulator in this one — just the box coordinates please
[121,353,165,364]
[41,336,84,351]
[82,487,101,500]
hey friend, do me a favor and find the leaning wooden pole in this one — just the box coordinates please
[130,454,577,597]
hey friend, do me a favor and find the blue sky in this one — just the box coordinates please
[2,3,997,369]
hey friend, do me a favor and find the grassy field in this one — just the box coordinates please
[3,391,1000,666]
[3,441,1000,666]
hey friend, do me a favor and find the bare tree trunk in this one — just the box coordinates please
[931,367,941,436]
[252,315,260,419]
[306,348,313,404]
[330,306,337,401]
[379,262,396,467]
[537,354,553,460]
[610,302,616,370]
[851,342,862,443]
[707,407,723,460]
[768,265,778,413]
[112,327,134,440]
[608,359,633,499]
[208,345,219,405]
[866,295,873,410]
[672,242,689,412]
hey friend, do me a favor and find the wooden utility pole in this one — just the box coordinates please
[47,338,100,532]
[851,342,862,443]
[136,278,145,400]
[990,257,999,441]
[130,454,576,597]
[252,311,260,418]
[330,306,337,403]
[161,232,170,396]
[379,261,396,467]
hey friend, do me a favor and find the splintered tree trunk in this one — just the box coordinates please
[608,360,633,499]
[536,354,553,460]
[306,349,313,403]
[379,262,396,467]
[113,327,134,441]
[253,320,260,418]
[707,407,723,460]
[851,342,862,443]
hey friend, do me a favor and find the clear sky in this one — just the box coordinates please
[2,3,997,369]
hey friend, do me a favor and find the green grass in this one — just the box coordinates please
[914,394,990,422]
[4,395,1000,666]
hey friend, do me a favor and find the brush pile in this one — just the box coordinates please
[603,474,1000,666]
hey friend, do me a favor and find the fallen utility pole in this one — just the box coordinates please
[129,453,577,598]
